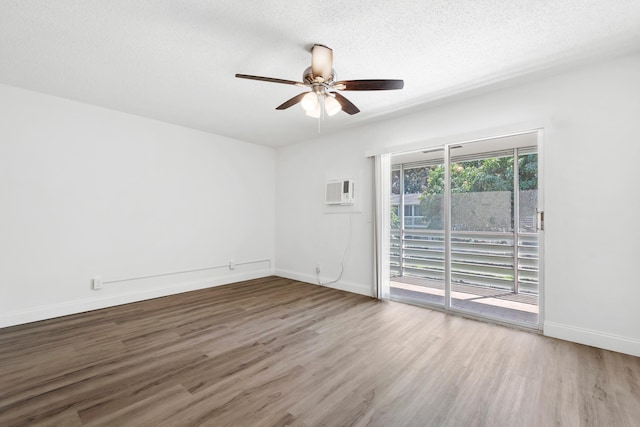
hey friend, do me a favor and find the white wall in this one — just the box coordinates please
[275,52,640,356]
[275,136,375,296]
[0,85,275,327]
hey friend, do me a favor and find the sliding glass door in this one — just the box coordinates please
[389,132,542,328]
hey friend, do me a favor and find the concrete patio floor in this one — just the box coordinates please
[391,276,539,326]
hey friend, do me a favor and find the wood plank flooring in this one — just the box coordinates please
[1,276,639,426]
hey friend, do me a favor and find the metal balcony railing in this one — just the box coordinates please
[390,228,538,295]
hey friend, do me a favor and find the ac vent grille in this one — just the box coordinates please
[325,179,354,205]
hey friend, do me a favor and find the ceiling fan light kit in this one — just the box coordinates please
[306,101,321,118]
[235,44,404,118]
[301,92,319,112]
[324,95,341,116]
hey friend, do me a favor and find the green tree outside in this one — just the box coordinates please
[417,154,537,230]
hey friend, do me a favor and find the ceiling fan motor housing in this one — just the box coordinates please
[303,66,336,85]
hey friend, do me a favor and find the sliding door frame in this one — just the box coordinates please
[443,145,452,312]
[383,127,545,331]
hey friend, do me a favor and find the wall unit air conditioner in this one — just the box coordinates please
[325,179,355,205]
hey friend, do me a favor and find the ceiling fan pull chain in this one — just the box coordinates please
[317,97,322,133]
[319,93,327,133]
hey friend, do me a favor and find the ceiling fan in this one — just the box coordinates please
[235,44,404,117]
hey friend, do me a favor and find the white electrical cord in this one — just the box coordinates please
[317,213,353,286]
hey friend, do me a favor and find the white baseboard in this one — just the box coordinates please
[544,321,640,357]
[275,269,374,297]
[0,269,273,328]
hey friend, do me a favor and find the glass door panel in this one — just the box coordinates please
[448,146,539,326]
[390,151,446,307]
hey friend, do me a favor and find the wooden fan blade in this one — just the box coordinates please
[333,93,360,115]
[235,74,305,87]
[311,44,333,81]
[276,92,307,110]
[335,79,404,91]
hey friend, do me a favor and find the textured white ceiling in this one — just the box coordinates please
[1,1,640,147]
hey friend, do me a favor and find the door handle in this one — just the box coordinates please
[536,209,544,231]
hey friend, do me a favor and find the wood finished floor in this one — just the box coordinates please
[1,276,639,426]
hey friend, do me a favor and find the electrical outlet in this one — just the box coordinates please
[229,260,236,270]
[92,277,102,290]
[315,263,321,274]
